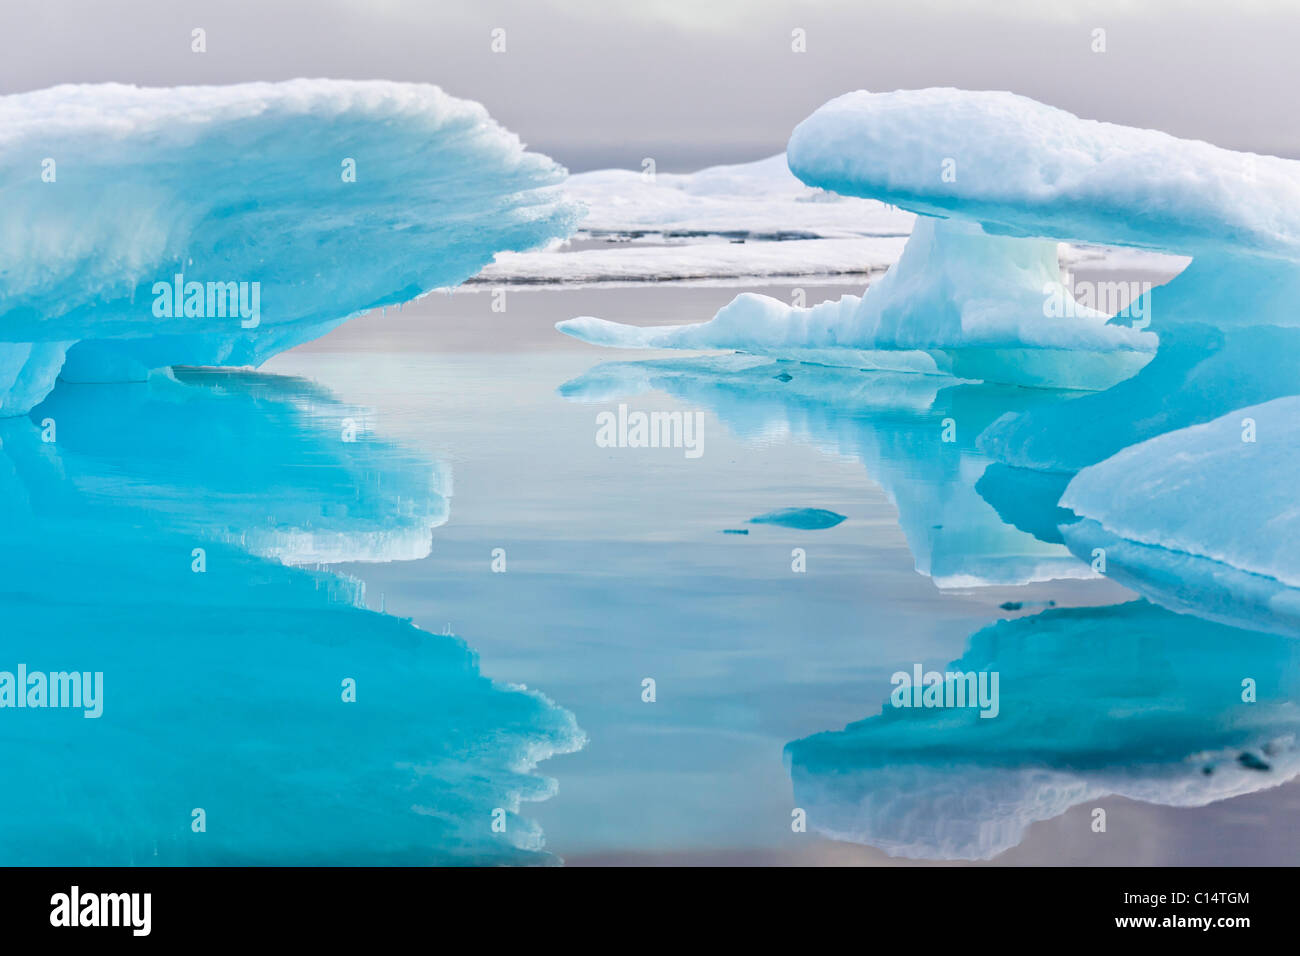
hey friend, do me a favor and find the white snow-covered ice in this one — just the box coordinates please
[1061,397,1300,590]
[480,151,1174,289]
[558,88,1296,392]
[0,79,580,415]
[560,215,1158,389]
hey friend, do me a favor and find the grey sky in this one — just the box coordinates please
[1,0,1296,171]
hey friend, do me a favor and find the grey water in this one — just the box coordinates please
[258,283,1300,865]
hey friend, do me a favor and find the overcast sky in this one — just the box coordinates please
[1,0,1296,171]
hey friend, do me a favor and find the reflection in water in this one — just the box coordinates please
[786,600,1300,861]
[0,371,583,865]
[563,351,1300,861]
[34,368,452,566]
[1060,519,1300,640]
[561,354,1094,587]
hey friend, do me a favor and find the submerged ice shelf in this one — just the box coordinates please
[0,79,580,416]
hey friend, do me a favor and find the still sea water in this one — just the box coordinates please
[3,283,1299,865]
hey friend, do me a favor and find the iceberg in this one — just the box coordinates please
[0,371,583,864]
[975,323,1300,473]
[560,216,1155,389]
[0,80,580,415]
[787,601,1300,861]
[1061,397,1300,586]
[558,88,1295,402]
[784,89,1300,260]
[1051,397,1300,635]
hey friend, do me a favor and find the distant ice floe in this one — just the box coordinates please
[481,151,1171,288]
[787,601,1300,861]
[0,79,580,415]
[479,153,913,287]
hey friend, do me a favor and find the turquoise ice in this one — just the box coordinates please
[0,372,583,864]
[0,80,580,416]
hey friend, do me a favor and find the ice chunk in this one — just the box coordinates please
[0,80,580,415]
[558,216,1155,390]
[559,153,913,241]
[787,601,1300,860]
[1060,396,1300,590]
[749,507,846,530]
[0,341,72,416]
[787,88,1300,261]
[1061,518,1300,639]
[560,88,1300,395]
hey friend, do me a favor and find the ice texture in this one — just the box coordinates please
[1061,397,1300,590]
[559,216,1155,389]
[0,80,580,415]
[786,89,1300,261]
[559,88,1299,395]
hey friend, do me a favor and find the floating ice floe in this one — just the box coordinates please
[558,88,1300,393]
[787,601,1300,861]
[483,151,1176,289]
[1051,397,1300,635]
[478,153,915,286]
[0,79,580,416]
